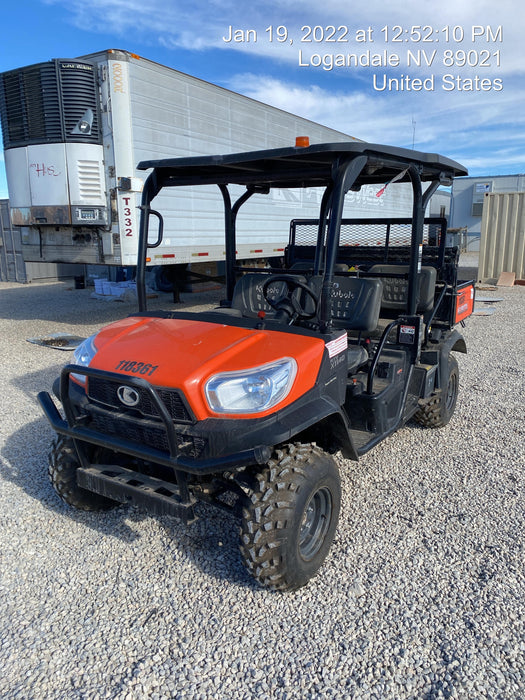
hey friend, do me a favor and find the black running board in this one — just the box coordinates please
[77,465,197,524]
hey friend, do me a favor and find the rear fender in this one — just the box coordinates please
[436,330,466,390]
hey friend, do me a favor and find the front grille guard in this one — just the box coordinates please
[60,365,185,458]
[87,375,193,424]
[38,365,271,476]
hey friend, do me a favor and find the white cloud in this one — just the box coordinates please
[226,73,525,174]
[46,0,522,76]
[34,0,525,175]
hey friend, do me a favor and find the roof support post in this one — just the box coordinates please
[422,178,440,211]
[319,155,368,331]
[137,171,160,312]
[219,185,235,300]
[314,184,333,275]
[220,185,261,301]
[407,164,424,316]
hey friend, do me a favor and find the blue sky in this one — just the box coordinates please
[1,0,523,198]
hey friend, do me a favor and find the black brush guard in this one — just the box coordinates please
[38,366,272,522]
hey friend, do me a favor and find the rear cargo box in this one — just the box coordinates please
[454,282,475,323]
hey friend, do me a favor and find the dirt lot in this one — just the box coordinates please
[0,279,523,699]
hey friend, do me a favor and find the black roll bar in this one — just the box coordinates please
[219,185,235,301]
[314,185,333,275]
[220,185,268,300]
[137,172,162,312]
[319,155,368,331]
[406,165,423,316]
[135,146,458,318]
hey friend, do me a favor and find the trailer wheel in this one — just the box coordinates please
[239,443,341,591]
[48,435,117,511]
[414,355,459,428]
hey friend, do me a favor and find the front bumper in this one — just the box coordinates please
[40,387,273,474]
[40,364,349,478]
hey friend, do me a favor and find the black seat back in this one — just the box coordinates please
[306,276,383,331]
[368,264,437,313]
[330,276,383,330]
[231,272,381,330]
[231,273,301,318]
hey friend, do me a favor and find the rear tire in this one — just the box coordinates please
[414,355,459,428]
[48,435,117,511]
[239,443,341,591]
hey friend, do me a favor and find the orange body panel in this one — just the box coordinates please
[454,284,475,324]
[90,317,325,420]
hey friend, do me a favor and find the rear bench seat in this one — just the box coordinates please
[368,264,437,315]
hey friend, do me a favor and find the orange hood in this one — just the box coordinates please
[89,316,324,420]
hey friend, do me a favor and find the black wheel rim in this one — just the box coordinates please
[299,487,333,560]
[445,371,457,411]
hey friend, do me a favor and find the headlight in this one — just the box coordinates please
[71,334,98,385]
[205,358,297,414]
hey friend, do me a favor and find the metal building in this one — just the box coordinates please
[450,174,525,251]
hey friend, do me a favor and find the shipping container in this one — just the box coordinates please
[0,199,26,281]
[479,191,525,282]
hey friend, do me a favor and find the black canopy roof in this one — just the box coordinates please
[137,141,468,189]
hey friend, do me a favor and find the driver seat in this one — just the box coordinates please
[230,273,306,318]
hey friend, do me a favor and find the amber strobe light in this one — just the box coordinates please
[295,136,310,147]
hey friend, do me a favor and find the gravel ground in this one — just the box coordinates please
[0,276,523,700]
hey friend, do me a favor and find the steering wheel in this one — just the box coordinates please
[262,275,319,322]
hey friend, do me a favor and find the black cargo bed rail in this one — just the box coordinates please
[287,217,449,271]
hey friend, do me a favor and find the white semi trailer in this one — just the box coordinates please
[0,49,410,270]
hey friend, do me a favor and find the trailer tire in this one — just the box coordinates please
[414,355,459,428]
[239,443,340,591]
[154,266,175,293]
[48,435,117,511]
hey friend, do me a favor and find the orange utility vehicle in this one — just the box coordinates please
[39,141,473,590]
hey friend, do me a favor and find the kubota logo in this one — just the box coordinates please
[117,386,140,407]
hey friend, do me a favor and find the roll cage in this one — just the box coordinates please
[136,141,467,326]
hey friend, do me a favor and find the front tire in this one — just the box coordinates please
[48,435,117,511]
[414,355,459,428]
[239,443,341,591]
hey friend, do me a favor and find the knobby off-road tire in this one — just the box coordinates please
[239,443,341,591]
[414,355,459,428]
[48,435,117,511]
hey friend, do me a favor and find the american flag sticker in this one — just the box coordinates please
[325,333,348,358]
